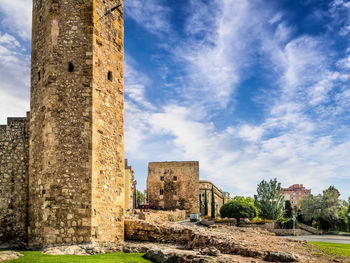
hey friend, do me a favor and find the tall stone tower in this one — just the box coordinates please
[29,0,124,247]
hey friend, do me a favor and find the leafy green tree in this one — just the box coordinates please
[220,200,257,219]
[232,196,258,216]
[299,194,321,224]
[211,185,215,218]
[136,190,145,206]
[232,196,255,206]
[284,200,293,218]
[321,186,341,230]
[300,186,344,231]
[337,200,349,232]
[255,178,284,220]
[204,190,208,216]
[348,198,350,232]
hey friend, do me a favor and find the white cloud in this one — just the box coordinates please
[329,0,350,36]
[0,33,20,47]
[0,0,32,40]
[238,125,264,142]
[337,54,350,69]
[0,32,30,123]
[125,0,171,35]
[125,57,156,110]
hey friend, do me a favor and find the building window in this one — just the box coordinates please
[107,71,113,81]
[173,176,177,181]
[38,71,41,81]
[160,176,164,181]
[160,189,164,195]
[68,62,74,72]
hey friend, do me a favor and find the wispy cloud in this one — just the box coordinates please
[0,31,30,123]
[124,0,350,197]
[125,0,171,35]
[0,0,32,40]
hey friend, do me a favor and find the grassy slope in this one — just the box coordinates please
[309,242,350,258]
[6,251,152,263]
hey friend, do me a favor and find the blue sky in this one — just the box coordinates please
[0,0,350,199]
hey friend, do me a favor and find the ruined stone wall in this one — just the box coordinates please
[134,209,187,223]
[147,161,199,215]
[29,0,124,247]
[0,116,29,246]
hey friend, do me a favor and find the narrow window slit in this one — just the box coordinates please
[38,71,41,81]
[107,71,113,81]
[68,62,74,72]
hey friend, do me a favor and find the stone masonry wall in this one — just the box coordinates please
[147,161,199,215]
[0,116,29,246]
[29,0,124,247]
[134,209,186,223]
[91,0,125,243]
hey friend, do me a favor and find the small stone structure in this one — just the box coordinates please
[147,161,200,215]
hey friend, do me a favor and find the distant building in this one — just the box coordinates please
[124,159,137,211]
[199,181,224,216]
[147,161,199,215]
[222,192,231,204]
[282,184,311,205]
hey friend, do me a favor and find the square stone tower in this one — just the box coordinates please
[147,161,200,215]
[29,0,124,247]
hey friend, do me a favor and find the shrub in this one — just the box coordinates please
[220,200,257,219]
[276,218,298,229]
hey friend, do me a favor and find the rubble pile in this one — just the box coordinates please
[125,218,348,263]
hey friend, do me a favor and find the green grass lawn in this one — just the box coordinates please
[309,242,350,258]
[5,251,152,263]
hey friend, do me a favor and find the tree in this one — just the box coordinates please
[299,186,344,231]
[284,200,293,218]
[232,196,255,206]
[220,200,257,219]
[321,186,341,230]
[255,178,284,220]
[211,185,215,218]
[299,194,321,225]
[136,190,145,206]
[337,200,349,232]
[348,198,350,232]
[232,196,258,216]
[204,190,208,216]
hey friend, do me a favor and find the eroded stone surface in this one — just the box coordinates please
[42,243,123,255]
[0,251,24,261]
[0,117,29,246]
[125,218,349,263]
